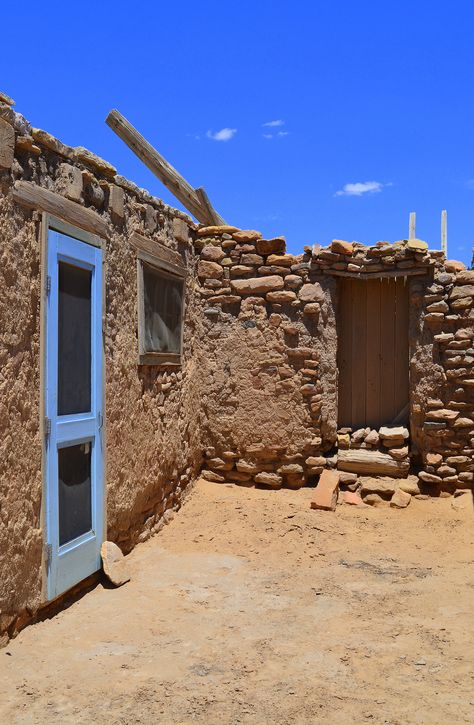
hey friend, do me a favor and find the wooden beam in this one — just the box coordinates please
[323,267,430,279]
[195,187,225,225]
[337,449,409,477]
[106,109,225,226]
[12,181,108,238]
[409,211,416,239]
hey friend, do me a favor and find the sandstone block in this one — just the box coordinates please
[331,239,354,255]
[426,453,443,466]
[266,290,297,303]
[232,229,262,243]
[360,477,398,496]
[172,217,190,242]
[406,238,428,252]
[303,303,321,316]
[305,456,326,467]
[236,460,259,474]
[390,489,411,508]
[379,426,409,441]
[197,225,239,237]
[198,260,223,279]
[0,91,15,106]
[73,146,116,176]
[418,471,442,484]
[284,274,304,290]
[230,275,284,295]
[398,476,421,495]
[256,237,286,255]
[56,162,83,202]
[101,541,130,587]
[255,472,282,488]
[267,254,297,268]
[298,283,324,304]
[343,491,366,506]
[455,270,474,285]
[426,409,459,422]
[279,463,304,475]
[108,183,125,222]
[450,285,474,300]
[0,118,15,169]
[241,253,264,266]
[365,429,380,445]
[310,470,340,511]
[388,446,409,460]
[32,127,74,158]
[201,245,226,262]
[201,469,225,483]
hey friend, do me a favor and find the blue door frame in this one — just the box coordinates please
[45,228,104,601]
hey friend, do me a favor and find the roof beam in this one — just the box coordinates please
[106,109,225,226]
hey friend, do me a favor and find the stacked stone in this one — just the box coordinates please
[0,93,192,244]
[337,426,409,462]
[201,447,337,490]
[417,267,474,492]
[308,237,439,275]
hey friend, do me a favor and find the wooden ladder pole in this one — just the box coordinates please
[441,209,448,256]
[106,109,225,226]
[408,211,416,239]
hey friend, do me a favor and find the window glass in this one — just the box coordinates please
[142,263,183,355]
[58,262,92,415]
[58,442,92,546]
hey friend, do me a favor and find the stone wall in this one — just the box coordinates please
[193,227,473,493]
[0,98,203,640]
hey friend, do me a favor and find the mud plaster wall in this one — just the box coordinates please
[0,112,203,639]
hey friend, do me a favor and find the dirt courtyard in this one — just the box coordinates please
[1,480,474,724]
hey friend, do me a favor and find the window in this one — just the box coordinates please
[138,252,185,365]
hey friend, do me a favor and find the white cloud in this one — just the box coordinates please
[206,128,237,142]
[335,181,386,197]
[262,130,290,140]
[263,119,285,127]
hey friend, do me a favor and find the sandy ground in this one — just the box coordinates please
[1,480,474,725]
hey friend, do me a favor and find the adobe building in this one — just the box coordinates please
[1,95,473,643]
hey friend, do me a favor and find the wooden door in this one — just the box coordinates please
[338,277,409,430]
[44,229,104,601]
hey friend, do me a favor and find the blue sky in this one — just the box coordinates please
[3,1,473,265]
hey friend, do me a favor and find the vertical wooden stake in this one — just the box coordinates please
[441,209,447,257]
[409,212,416,239]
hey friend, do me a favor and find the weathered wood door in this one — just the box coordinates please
[337,277,409,430]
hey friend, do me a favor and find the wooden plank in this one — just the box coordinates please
[195,187,225,226]
[12,181,108,238]
[130,230,186,277]
[324,268,429,279]
[365,278,381,428]
[106,109,224,226]
[380,278,396,423]
[351,279,367,429]
[337,279,352,427]
[409,211,416,239]
[394,277,409,424]
[337,449,409,477]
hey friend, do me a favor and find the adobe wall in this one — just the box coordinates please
[0,94,473,642]
[0,101,203,641]
[193,227,473,493]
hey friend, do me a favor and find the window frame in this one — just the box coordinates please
[137,248,186,367]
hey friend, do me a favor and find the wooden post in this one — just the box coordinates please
[409,211,416,239]
[441,209,447,256]
[106,109,225,226]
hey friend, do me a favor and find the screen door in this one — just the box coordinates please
[44,228,104,601]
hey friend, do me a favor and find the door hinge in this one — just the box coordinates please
[44,416,51,445]
[45,275,51,296]
[44,543,52,573]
